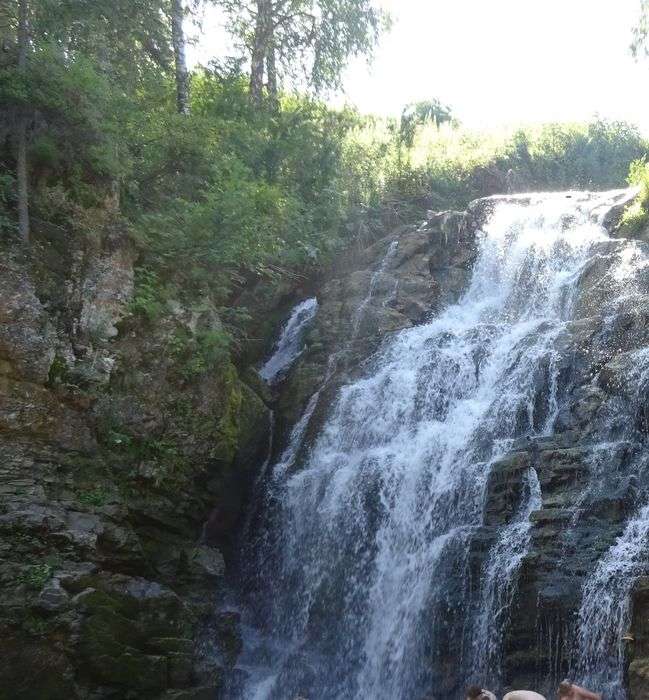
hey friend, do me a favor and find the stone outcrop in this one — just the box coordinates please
[0,224,273,698]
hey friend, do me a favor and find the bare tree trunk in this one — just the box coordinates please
[266,40,278,111]
[17,0,29,243]
[171,0,189,114]
[250,0,269,106]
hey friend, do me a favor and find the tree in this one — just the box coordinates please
[249,0,270,106]
[399,99,455,149]
[171,0,190,114]
[224,0,388,108]
[28,0,176,89]
[16,0,30,243]
[632,0,649,58]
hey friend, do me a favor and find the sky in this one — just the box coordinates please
[190,0,649,132]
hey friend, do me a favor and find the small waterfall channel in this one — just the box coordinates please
[259,297,319,385]
[229,190,649,700]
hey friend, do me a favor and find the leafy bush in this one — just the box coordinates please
[620,159,649,233]
[78,487,111,507]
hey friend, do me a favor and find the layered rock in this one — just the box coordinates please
[0,225,273,698]
[272,209,478,452]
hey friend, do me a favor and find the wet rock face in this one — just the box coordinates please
[274,210,478,444]
[474,238,649,696]
[630,579,649,698]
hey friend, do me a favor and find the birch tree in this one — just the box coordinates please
[225,0,388,108]
[17,0,30,243]
[171,0,190,114]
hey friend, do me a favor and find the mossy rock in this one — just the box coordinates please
[0,636,76,700]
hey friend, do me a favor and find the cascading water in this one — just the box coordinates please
[472,467,543,687]
[352,240,399,335]
[273,239,401,477]
[573,347,649,699]
[235,190,648,700]
[260,297,319,384]
[575,503,649,697]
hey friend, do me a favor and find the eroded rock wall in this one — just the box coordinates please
[0,224,274,699]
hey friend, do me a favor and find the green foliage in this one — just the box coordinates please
[18,562,54,590]
[399,100,455,149]
[78,487,111,507]
[23,615,50,637]
[377,118,647,210]
[101,421,185,486]
[0,45,131,200]
[168,326,233,379]
[0,172,17,234]
[128,267,166,322]
[105,429,133,449]
[47,355,71,386]
[621,158,649,234]
[632,0,649,59]
[223,0,389,94]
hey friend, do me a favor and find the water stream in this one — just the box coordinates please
[573,347,649,698]
[259,297,318,384]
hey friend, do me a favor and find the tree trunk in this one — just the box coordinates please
[266,40,278,111]
[17,0,29,244]
[171,0,190,115]
[250,0,269,106]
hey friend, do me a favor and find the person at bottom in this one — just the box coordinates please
[557,679,602,700]
[503,691,547,700]
[466,685,497,700]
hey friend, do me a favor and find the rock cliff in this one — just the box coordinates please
[0,222,275,699]
[247,192,649,700]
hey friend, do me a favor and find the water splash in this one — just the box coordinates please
[260,297,318,384]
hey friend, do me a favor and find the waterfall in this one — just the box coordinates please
[238,190,645,700]
[575,504,649,698]
[259,297,318,384]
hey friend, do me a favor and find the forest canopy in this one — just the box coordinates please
[1,1,648,313]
